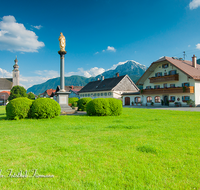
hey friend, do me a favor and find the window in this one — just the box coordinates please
[135,97,141,103]
[88,94,90,97]
[182,96,190,102]
[94,93,96,97]
[182,83,189,87]
[163,83,167,88]
[104,92,107,96]
[155,72,162,77]
[146,86,151,89]
[82,94,84,97]
[147,96,152,102]
[154,85,160,89]
[169,70,176,75]
[170,84,175,88]
[108,92,111,96]
[101,93,103,96]
[162,63,169,68]
[97,93,100,96]
[169,96,175,102]
[85,94,87,97]
[155,96,161,103]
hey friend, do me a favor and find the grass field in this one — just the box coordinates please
[0,106,199,189]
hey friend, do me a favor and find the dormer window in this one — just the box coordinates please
[162,63,169,68]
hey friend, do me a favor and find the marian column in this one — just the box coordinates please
[56,32,72,113]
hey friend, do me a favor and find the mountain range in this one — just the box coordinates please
[27,60,147,95]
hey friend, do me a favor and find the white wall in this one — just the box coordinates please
[195,81,200,106]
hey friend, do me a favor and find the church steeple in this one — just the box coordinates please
[12,56,20,86]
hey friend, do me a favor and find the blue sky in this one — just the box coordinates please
[0,0,200,89]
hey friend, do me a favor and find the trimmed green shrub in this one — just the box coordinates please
[6,97,33,120]
[69,97,79,107]
[29,98,61,119]
[77,98,92,111]
[107,98,122,116]
[86,98,122,116]
[68,97,79,104]
[8,86,27,101]
[86,98,111,116]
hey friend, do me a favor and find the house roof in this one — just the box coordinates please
[79,75,138,93]
[0,78,13,90]
[45,89,56,96]
[136,56,200,85]
[56,85,84,92]
[0,91,10,100]
[70,89,80,95]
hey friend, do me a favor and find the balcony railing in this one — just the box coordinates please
[141,86,194,94]
[149,74,179,83]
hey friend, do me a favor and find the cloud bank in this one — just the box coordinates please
[0,15,44,52]
[189,0,200,9]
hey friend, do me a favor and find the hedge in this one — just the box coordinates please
[107,98,123,116]
[77,98,92,111]
[86,98,122,116]
[68,97,79,107]
[6,97,33,120]
[29,98,61,119]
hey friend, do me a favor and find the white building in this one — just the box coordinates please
[79,74,139,100]
[123,55,200,107]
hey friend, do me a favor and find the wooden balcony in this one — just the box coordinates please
[149,74,179,83]
[141,86,194,95]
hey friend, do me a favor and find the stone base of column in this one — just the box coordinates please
[56,91,74,113]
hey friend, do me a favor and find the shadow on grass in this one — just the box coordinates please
[0,114,7,120]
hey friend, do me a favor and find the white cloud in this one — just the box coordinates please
[107,46,116,52]
[32,25,42,30]
[0,15,45,52]
[189,0,200,9]
[0,68,12,78]
[66,67,105,78]
[94,51,99,55]
[196,43,200,50]
[100,46,116,53]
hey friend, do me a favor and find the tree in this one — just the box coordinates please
[8,86,27,101]
[27,92,35,100]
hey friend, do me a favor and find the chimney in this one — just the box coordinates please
[116,72,119,77]
[97,78,100,81]
[101,76,104,81]
[71,85,73,89]
[192,55,197,68]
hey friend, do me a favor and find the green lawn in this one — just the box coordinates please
[0,106,199,189]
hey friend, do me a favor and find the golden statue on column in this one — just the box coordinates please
[58,32,66,51]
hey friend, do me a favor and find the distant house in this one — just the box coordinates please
[40,89,56,98]
[122,55,200,106]
[78,73,139,100]
[55,85,83,99]
[0,57,20,92]
[0,91,10,105]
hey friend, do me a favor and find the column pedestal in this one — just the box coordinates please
[57,50,74,113]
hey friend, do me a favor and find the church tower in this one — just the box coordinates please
[12,56,19,86]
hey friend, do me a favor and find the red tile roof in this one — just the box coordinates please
[0,91,10,95]
[45,89,56,96]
